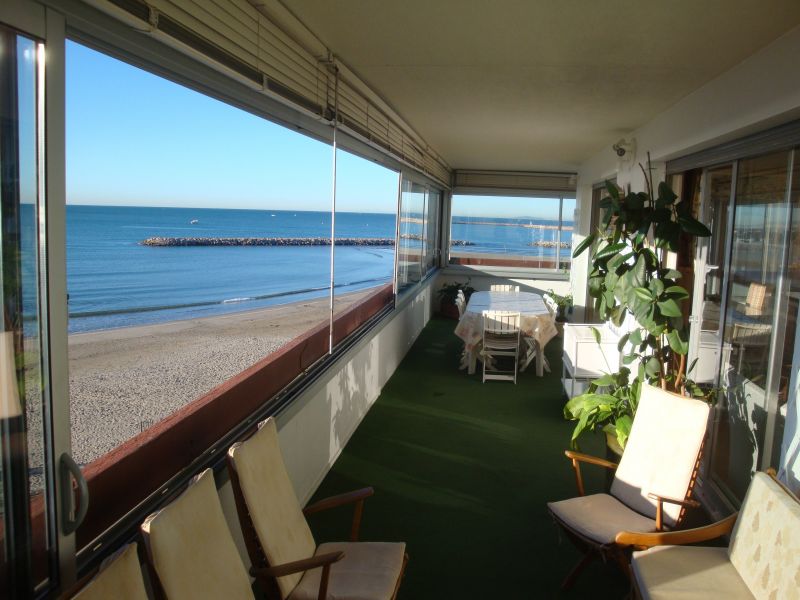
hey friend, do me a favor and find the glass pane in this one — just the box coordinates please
[397,180,425,291]
[449,194,564,269]
[560,197,576,271]
[701,166,733,333]
[66,42,335,505]
[712,151,790,501]
[775,152,800,488]
[424,189,440,271]
[332,149,398,341]
[0,27,52,592]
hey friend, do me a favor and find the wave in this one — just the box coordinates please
[68,277,390,319]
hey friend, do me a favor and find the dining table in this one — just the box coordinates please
[454,290,558,376]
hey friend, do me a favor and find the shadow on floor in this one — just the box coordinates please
[307,317,628,599]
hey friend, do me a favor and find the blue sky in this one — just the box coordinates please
[66,41,398,214]
[65,41,575,220]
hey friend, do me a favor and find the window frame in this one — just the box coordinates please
[446,188,575,278]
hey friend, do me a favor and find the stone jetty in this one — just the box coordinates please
[528,240,571,248]
[142,236,474,247]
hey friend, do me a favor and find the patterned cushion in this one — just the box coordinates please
[632,546,754,600]
[728,472,800,599]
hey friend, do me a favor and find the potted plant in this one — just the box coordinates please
[564,155,712,452]
[436,279,475,319]
[547,289,573,322]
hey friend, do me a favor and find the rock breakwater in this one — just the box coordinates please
[142,236,474,247]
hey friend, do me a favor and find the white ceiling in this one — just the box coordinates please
[282,0,800,172]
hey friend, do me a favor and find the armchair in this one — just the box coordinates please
[623,471,800,599]
[547,383,710,589]
[227,418,407,600]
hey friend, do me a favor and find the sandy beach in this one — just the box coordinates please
[64,289,376,465]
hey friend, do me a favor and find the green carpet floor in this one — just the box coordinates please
[306,317,628,599]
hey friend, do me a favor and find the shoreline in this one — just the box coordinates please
[67,287,377,465]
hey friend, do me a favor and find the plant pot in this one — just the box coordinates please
[440,300,460,320]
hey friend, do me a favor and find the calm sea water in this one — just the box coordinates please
[53,205,572,333]
[66,205,396,332]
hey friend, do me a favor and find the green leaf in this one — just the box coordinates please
[614,415,633,448]
[605,180,620,201]
[657,298,682,317]
[687,357,699,374]
[657,182,678,205]
[595,242,627,261]
[664,285,690,300]
[589,326,602,345]
[645,356,662,378]
[629,329,643,346]
[663,269,682,279]
[617,332,631,353]
[667,328,689,355]
[573,232,596,258]
[625,194,644,210]
[633,287,653,302]
[630,255,647,288]
[677,216,712,237]
[649,279,664,297]
[592,374,615,387]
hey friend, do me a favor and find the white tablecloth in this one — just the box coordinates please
[454,291,558,376]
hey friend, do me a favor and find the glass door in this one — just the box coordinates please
[711,151,792,502]
[689,165,734,384]
[0,22,56,595]
[0,14,81,595]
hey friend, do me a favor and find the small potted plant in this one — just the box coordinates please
[436,279,475,319]
[547,289,573,322]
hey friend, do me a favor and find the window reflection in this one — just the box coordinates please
[713,151,790,501]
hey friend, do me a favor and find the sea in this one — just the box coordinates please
[54,205,572,333]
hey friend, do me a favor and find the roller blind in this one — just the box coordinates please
[453,170,577,194]
[92,0,451,186]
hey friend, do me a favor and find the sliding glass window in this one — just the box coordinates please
[710,150,793,501]
[332,149,398,342]
[449,194,574,271]
[397,179,426,291]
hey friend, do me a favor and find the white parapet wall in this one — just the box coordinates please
[217,277,436,568]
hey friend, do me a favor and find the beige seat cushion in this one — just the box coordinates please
[141,469,254,600]
[228,418,317,598]
[289,542,406,600]
[728,472,800,599]
[72,543,149,600]
[547,493,656,545]
[632,546,754,600]
[611,383,709,527]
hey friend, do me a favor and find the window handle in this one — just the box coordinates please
[60,452,89,535]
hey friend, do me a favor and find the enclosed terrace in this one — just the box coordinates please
[2,1,800,598]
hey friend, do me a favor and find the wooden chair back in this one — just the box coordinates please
[490,284,519,292]
[227,418,317,600]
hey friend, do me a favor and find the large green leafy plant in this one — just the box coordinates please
[565,158,711,450]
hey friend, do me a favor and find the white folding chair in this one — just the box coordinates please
[481,310,521,383]
[490,284,520,292]
[455,290,466,318]
[542,293,559,316]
